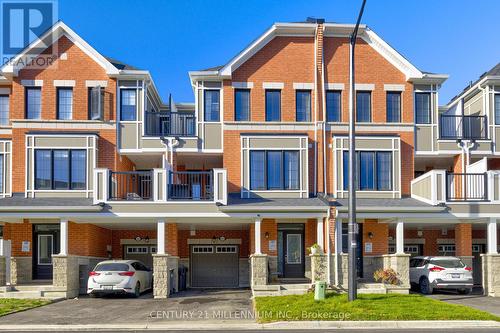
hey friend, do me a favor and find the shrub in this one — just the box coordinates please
[373,268,401,285]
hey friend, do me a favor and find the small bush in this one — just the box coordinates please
[373,268,400,285]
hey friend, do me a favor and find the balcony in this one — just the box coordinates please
[439,114,488,140]
[411,170,500,204]
[93,168,227,204]
[144,111,196,137]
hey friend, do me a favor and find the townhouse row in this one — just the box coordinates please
[0,18,498,299]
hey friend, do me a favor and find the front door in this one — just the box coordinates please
[342,223,363,278]
[33,224,60,280]
[281,228,305,278]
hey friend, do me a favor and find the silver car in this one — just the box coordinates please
[409,256,473,295]
[87,260,153,297]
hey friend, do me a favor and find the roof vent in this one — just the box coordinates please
[306,17,325,24]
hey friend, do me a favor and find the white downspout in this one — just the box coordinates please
[321,24,327,196]
[313,25,318,196]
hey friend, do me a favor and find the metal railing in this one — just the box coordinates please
[144,111,196,137]
[109,171,153,201]
[168,170,213,201]
[439,115,488,140]
[446,172,488,201]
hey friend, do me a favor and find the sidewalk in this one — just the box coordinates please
[0,320,498,331]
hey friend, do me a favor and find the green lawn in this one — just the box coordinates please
[0,299,51,317]
[254,292,500,322]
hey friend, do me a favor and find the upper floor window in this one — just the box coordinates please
[120,89,136,121]
[57,88,73,120]
[250,150,299,190]
[234,89,250,121]
[0,95,9,126]
[296,90,311,122]
[265,90,281,121]
[204,90,220,122]
[26,87,41,119]
[356,91,371,122]
[88,87,104,120]
[495,94,500,125]
[35,149,86,190]
[386,92,401,123]
[415,92,431,124]
[0,154,3,193]
[326,90,341,122]
[343,151,392,191]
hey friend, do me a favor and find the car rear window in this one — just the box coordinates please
[95,263,130,271]
[430,259,465,268]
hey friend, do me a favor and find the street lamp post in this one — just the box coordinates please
[348,0,367,302]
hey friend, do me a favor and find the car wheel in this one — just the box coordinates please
[133,282,141,298]
[419,277,433,295]
[458,288,471,295]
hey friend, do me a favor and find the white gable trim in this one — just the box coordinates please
[1,21,119,76]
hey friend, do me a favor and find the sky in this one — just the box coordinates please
[57,0,500,104]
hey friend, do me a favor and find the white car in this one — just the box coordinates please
[87,260,153,297]
[409,256,473,295]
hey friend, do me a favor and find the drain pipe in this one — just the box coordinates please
[320,23,327,196]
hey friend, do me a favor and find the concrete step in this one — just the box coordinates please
[10,285,63,292]
[0,291,43,298]
[358,283,385,289]
[279,289,309,296]
[280,283,312,290]
[357,288,386,294]
[253,285,280,292]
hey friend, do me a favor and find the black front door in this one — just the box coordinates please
[33,224,60,280]
[278,224,305,279]
[342,223,363,278]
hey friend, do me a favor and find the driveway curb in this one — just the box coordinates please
[0,320,499,331]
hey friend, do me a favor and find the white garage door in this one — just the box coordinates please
[124,245,156,269]
[191,245,239,288]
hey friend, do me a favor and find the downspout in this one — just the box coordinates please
[320,24,327,196]
[326,207,332,286]
[313,25,318,196]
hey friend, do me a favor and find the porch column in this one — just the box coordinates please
[317,217,324,251]
[334,218,343,254]
[395,220,404,254]
[487,218,498,254]
[254,218,262,254]
[59,218,68,256]
[157,219,165,255]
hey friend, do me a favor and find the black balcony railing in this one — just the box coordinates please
[439,115,488,140]
[109,171,153,201]
[144,111,196,137]
[168,170,213,201]
[446,172,488,201]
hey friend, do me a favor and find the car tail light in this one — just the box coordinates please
[429,266,445,272]
[118,271,135,276]
[464,266,472,271]
[89,271,100,277]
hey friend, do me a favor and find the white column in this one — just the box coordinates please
[334,218,343,254]
[317,217,324,251]
[157,219,166,255]
[487,218,498,254]
[254,218,262,254]
[59,218,68,256]
[396,220,404,254]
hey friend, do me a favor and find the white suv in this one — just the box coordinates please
[409,256,473,295]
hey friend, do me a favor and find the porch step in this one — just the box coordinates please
[0,285,67,300]
[280,283,312,290]
[357,283,387,294]
[252,283,312,297]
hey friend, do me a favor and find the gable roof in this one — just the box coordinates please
[105,56,140,71]
[191,22,447,82]
[0,21,120,76]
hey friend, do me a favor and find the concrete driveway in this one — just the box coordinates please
[426,288,500,317]
[0,289,254,325]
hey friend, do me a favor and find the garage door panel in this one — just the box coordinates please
[191,245,239,288]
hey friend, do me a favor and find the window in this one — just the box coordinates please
[34,149,87,190]
[120,89,136,121]
[386,92,401,122]
[204,90,220,122]
[57,88,73,120]
[326,90,341,122]
[265,90,281,121]
[495,94,500,125]
[26,87,41,119]
[356,91,371,122]
[250,150,300,190]
[88,87,104,120]
[296,90,311,122]
[235,89,250,121]
[0,154,3,192]
[343,151,393,191]
[415,92,431,124]
[0,95,9,126]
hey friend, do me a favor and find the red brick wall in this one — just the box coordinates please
[455,223,472,256]
[68,223,112,258]
[362,219,388,256]
[4,220,32,257]
[111,229,156,259]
